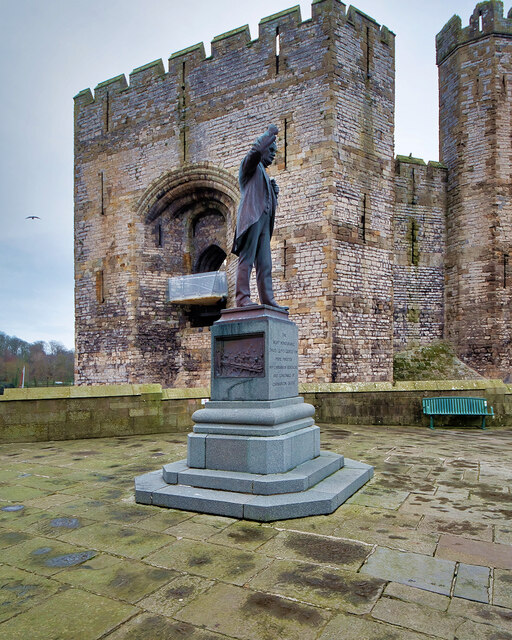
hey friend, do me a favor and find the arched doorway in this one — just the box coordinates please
[136,164,238,329]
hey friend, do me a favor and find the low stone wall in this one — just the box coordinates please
[0,385,209,443]
[300,380,512,428]
[1,380,510,443]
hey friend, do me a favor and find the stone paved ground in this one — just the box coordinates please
[0,424,512,640]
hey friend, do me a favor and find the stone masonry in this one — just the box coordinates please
[437,0,512,379]
[393,156,447,350]
[74,0,510,386]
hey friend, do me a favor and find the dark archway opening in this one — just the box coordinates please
[194,245,226,274]
[187,244,228,328]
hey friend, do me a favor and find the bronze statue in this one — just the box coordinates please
[232,124,285,309]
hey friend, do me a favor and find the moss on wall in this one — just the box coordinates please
[393,341,484,382]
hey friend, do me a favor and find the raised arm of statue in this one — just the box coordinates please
[240,125,279,181]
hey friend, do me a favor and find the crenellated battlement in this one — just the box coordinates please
[436,0,512,64]
[74,0,393,110]
[395,155,447,170]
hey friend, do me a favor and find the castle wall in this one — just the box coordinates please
[73,0,512,387]
[75,1,397,386]
[393,157,447,350]
[437,0,512,378]
[331,6,395,381]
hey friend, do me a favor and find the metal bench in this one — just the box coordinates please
[422,396,494,430]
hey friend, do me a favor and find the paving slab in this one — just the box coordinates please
[256,529,372,570]
[495,525,512,545]
[269,512,342,536]
[0,587,136,640]
[129,507,193,532]
[249,557,386,614]
[176,582,331,640]
[209,519,279,550]
[384,582,450,611]
[436,534,512,569]
[0,564,60,623]
[0,483,52,502]
[417,515,494,542]
[334,516,439,554]
[137,573,215,617]
[103,613,232,639]
[361,546,455,595]
[345,485,410,509]
[371,596,465,639]
[162,513,236,540]
[494,569,512,608]
[454,618,512,640]
[318,612,439,640]
[0,535,98,576]
[26,513,96,539]
[59,521,173,559]
[53,552,177,603]
[453,563,489,603]
[145,538,271,585]
[23,493,78,510]
[0,527,32,549]
[448,597,512,633]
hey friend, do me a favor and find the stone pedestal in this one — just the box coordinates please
[135,305,373,521]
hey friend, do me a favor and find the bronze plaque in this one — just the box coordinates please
[215,333,265,378]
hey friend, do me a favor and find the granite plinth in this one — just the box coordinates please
[134,305,374,521]
[134,457,373,521]
[162,451,343,494]
[187,425,320,474]
[211,305,297,401]
[192,397,315,430]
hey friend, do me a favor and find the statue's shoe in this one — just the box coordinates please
[263,300,289,311]
[236,298,257,307]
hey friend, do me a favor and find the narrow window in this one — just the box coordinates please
[504,253,509,288]
[284,118,288,169]
[181,61,187,162]
[476,76,480,98]
[99,171,105,215]
[157,223,163,248]
[283,239,288,278]
[276,27,280,75]
[359,194,367,243]
[366,26,371,79]
[104,93,110,132]
[96,270,105,304]
[411,219,419,266]
[478,12,483,32]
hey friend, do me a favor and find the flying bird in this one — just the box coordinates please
[26,216,40,220]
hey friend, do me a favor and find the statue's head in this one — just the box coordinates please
[262,142,277,168]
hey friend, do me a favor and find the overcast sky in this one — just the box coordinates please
[0,0,484,350]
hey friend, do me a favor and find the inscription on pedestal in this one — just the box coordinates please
[214,333,265,378]
[269,332,297,390]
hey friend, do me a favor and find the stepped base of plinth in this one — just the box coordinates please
[134,455,373,522]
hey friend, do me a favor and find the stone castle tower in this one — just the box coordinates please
[74,0,510,386]
[74,0,395,386]
[437,0,511,379]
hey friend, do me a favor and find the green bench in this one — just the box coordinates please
[422,396,494,430]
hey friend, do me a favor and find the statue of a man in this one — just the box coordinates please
[232,125,284,309]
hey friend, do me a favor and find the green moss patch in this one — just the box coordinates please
[393,342,485,382]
